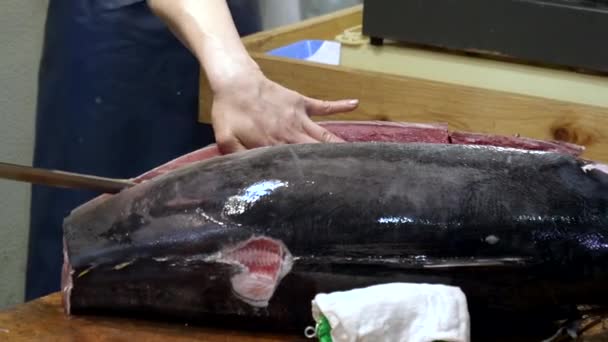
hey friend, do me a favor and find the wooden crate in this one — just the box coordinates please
[198,5,608,162]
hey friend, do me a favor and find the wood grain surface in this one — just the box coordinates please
[0,293,305,342]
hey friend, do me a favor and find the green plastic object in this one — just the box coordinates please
[317,316,333,342]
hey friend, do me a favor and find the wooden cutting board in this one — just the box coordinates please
[0,293,304,341]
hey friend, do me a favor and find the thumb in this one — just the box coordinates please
[304,97,359,116]
[216,135,247,155]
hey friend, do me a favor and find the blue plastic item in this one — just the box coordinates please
[267,40,341,65]
[267,40,325,59]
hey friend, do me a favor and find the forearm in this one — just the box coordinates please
[149,0,356,153]
[148,0,260,93]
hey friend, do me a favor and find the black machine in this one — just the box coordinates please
[362,0,608,74]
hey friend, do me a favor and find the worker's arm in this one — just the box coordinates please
[148,0,359,153]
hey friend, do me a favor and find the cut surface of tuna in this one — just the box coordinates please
[450,130,584,157]
[126,120,586,187]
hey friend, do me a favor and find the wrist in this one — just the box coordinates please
[206,56,263,96]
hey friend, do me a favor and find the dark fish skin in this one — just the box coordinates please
[62,142,608,334]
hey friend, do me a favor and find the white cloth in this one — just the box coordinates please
[311,283,470,342]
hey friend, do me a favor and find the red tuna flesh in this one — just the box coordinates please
[450,131,584,157]
[129,121,586,186]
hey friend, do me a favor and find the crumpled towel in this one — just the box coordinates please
[311,283,470,342]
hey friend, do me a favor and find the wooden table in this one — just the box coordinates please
[0,293,305,341]
[3,293,608,341]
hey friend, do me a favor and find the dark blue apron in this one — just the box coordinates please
[26,0,261,300]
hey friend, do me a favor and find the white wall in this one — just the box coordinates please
[259,0,302,30]
[298,0,362,21]
[259,0,362,29]
[0,0,48,309]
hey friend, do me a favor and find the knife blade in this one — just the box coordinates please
[0,162,135,194]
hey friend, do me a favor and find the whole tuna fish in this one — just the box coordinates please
[61,123,608,336]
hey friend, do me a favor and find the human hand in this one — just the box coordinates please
[147,0,358,154]
[210,68,359,154]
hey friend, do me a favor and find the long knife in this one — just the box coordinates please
[0,162,135,194]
